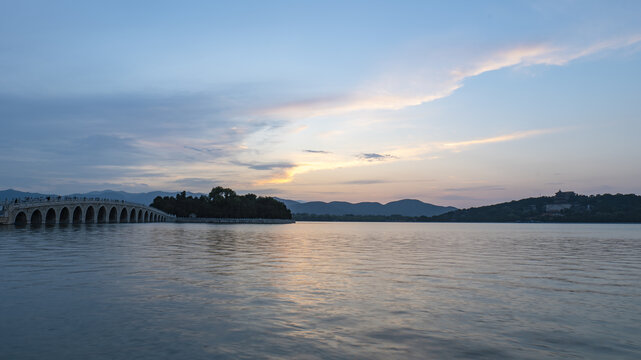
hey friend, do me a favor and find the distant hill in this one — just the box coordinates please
[0,189,203,205]
[429,191,641,223]
[276,198,456,217]
[66,190,204,205]
[0,189,56,201]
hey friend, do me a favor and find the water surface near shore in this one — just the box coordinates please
[1,222,640,359]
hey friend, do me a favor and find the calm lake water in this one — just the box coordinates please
[1,222,640,359]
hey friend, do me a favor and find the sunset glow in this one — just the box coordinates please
[2,1,641,207]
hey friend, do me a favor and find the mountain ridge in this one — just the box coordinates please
[0,189,203,206]
[275,197,456,217]
[0,189,57,201]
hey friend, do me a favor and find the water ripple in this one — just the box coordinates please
[1,222,640,359]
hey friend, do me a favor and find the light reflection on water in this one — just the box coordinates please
[1,222,640,359]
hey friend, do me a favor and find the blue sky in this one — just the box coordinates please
[2,0,641,207]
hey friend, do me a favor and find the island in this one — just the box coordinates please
[150,186,293,223]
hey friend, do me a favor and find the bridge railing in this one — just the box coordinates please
[2,197,139,206]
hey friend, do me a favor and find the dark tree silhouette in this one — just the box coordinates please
[150,186,292,219]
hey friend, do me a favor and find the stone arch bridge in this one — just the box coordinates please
[0,198,174,225]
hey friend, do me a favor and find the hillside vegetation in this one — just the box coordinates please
[429,191,641,223]
[151,186,292,219]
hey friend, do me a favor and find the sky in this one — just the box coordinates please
[1,0,641,207]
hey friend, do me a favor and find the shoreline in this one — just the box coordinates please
[174,218,295,224]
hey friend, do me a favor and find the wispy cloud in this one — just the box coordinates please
[303,149,331,154]
[341,179,388,185]
[260,34,641,119]
[258,128,557,184]
[358,153,396,161]
[441,129,558,151]
[391,128,562,158]
[183,145,229,157]
[232,161,297,171]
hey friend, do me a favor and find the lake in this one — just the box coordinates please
[1,222,640,359]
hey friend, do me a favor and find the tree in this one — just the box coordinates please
[151,186,292,219]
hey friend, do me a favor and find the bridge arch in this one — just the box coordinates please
[144,211,149,222]
[45,208,56,225]
[73,206,82,224]
[109,207,118,223]
[15,211,27,225]
[97,206,107,223]
[31,209,43,225]
[59,207,70,224]
[85,206,95,223]
[120,208,128,223]
[129,209,136,223]
[138,210,143,223]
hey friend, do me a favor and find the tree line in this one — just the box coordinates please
[428,193,641,223]
[150,186,292,219]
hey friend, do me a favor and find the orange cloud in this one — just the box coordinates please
[257,128,560,184]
